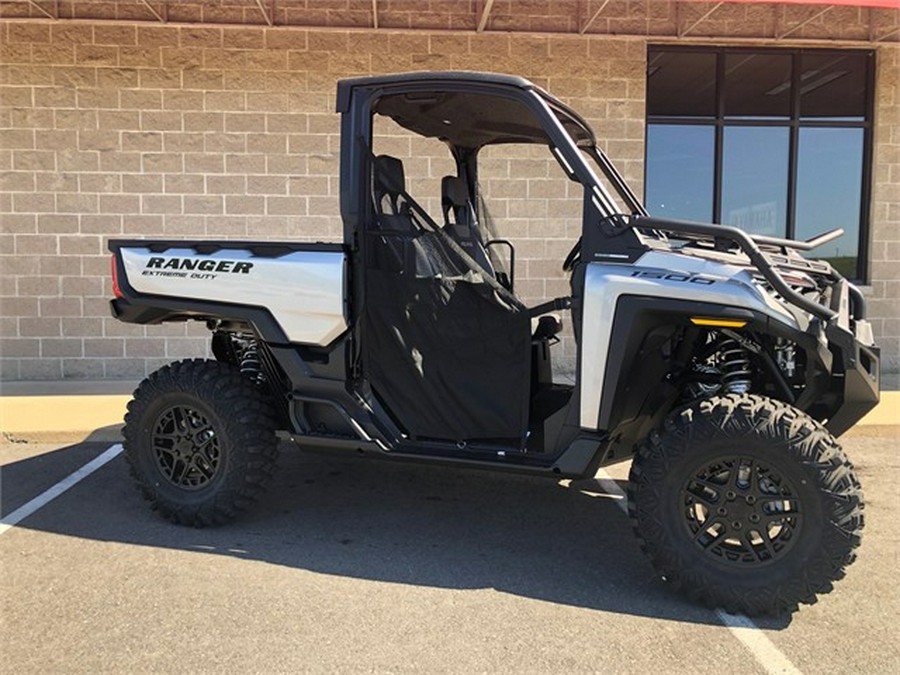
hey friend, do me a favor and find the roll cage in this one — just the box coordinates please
[337,71,629,241]
[337,71,865,327]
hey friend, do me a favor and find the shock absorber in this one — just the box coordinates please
[238,338,266,385]
[719,335,752,394]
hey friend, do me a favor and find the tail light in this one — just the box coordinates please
[111,255,124,299]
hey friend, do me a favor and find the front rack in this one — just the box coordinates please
[630,216,862,323]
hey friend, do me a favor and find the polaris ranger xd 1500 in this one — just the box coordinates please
[109,72,879,616]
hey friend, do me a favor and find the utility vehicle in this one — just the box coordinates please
[109,72,879,615]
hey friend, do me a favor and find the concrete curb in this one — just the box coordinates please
[1,394,130,443]
[1,389,897,443]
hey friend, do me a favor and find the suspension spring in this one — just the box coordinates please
[719,337,752,394]
[238,339,266,384]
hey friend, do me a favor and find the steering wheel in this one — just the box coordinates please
[562,238,582,272]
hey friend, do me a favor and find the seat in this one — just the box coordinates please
[374,155,412,222]
[369,155,415,272]
[441,175,495,276]
[372,155,459,279]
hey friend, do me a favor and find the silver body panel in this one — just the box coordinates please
[579,252,801,430]
[121,247,347,346]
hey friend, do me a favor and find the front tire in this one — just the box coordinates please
[628,394,863,616]
[124,359,279,526]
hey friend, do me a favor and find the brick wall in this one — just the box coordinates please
[0,20,647,379]
[0,16,897,380]
[870,43,900,375]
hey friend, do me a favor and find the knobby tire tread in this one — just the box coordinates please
[124,358,279,527]
[627,394,864,616]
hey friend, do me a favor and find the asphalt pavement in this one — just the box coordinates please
[1,428,898,673]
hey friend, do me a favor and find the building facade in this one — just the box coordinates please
[0,0,898,381]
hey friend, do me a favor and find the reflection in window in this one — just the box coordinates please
[796,128,864,277]
[646,125,714,222]
[645,47,873,280]
[647,51,716,117]
[722,127,789,236]
[800,52,867,121]
[724,53,792,119]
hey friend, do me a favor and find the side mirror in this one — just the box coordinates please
[485,239,516,292]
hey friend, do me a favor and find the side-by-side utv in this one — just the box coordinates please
[109,72,879,615]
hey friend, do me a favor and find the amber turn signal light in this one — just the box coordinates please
[689,317,748,328]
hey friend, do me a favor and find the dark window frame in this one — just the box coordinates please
[645,45,875,282]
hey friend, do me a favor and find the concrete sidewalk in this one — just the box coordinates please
[1,378,896,442]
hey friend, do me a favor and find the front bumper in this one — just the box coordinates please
[824,322,880,437]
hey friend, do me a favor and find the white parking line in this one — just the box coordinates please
[0,443,123,536]
[715,610,802,675]
[594,469,802,675]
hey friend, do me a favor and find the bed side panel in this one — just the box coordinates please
[119,246,347,346]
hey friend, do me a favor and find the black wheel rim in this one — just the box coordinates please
[152,405,222,490]
[680,456,803,566]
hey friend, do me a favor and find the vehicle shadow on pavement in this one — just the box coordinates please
[5,440,792,629]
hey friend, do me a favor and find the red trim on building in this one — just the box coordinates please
[691,0,900,8]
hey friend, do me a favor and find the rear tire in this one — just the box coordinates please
[124,359,279,526]
[628,394,863,616]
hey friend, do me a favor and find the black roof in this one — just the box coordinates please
[337,71,596,149]
[336,71,534,108]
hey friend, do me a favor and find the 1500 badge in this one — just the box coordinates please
[630,270,715,285]
[142,256,254,280]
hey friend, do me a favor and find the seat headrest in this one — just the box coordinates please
[441,175,469,208]
[374,155,406,195]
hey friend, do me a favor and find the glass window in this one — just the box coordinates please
[647,51,717,117]
[800,52,868,121]
[646,125,714,222]
[645,47,873,280]
[721,127,789,236]
[795,128,864,277]
[724,53,792,119]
